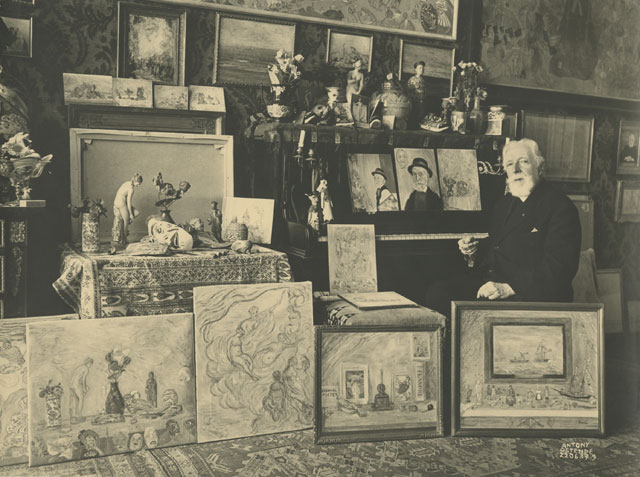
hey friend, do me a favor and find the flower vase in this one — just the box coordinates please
[81,213,100,253]
[45,394,62,428]
[467,96,487,135]
[263,85,294,120]
[105,381,125,415]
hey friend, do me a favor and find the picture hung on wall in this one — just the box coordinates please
[327,224,377,294]
[27,313,197,466]
[436,149,481,211]
[117,2,187,85]
[193,282,314,443]
[113,78,153,108]
[595,269,624,334]
[0,315,76,467]
[568,195,594,251]
[69,129,234,242]
[614,180,640,223]
[221,196,274,244]
[346,153,399,213]
[315,325,443,444]
[452,301,605,437]
[188,85,226,112]
[480,0,640,101]
[214,14,296,86]
[326,30,373,72]
[616,121,640,175]
[393,148,442,211]
[155,0,458,41]
[398,41,454,81]
[521,111,594,182]
[63,73,114,106]
[1,16,31,58]
[153,85,188,110]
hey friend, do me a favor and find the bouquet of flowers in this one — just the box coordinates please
[70,198,107,219]
[38,380,64,399]
[0,132,52,200]
[267,49,304,87]
[152,172,190,211]
[452,61,487,111]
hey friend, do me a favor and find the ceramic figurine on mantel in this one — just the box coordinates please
[110,173,143,253]
[406,61,426,128]
[346,59,365,105]
[152,172,191,224]
[207,200,223,242]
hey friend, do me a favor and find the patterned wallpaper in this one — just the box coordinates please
[1,0,638,302]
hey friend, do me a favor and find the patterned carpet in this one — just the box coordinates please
[3,414,639,477]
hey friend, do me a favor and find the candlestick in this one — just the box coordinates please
[298,129,306,149]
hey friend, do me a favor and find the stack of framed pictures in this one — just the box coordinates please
[614,121,640,223]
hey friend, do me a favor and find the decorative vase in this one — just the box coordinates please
[467,96,487,135]
[160,209,175,224]
[105,381,125,415]
[372,78,412,130]
[226,221,248,242]
[486,105,507,136]
[263,85,295,121]
[81,213,100,253]
[451,110,466,133]
[45,394,62,428]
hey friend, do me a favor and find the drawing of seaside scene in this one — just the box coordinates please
[215,17,295,86]
[63,74,114,105]
[327,30,372,71]
[493,325,564,378]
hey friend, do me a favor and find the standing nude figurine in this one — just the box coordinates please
[346,59,365,105]
[111,173,143,252]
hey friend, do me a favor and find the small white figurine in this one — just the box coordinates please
[346,59,365,105]
[111,173,142,251]
[306,193,320,232]
[316,179,334,223]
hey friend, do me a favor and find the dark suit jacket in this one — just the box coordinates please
[404,188,444,211]
[475,180,581,302]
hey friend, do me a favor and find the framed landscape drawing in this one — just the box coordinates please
[326,30,373,72]
[398,41,454,82]
[188,86,225,112]
[480,0,640,101]
[327,224,377,294]
[193,282,314,443]
[346,153,399,213]
[63,74,113,106]
[521,112,594,182]
[614,180,640,223]
[315,325,443,444]
[452,302,605,437]
[214,14,295,86]
[154,85,188,109]
[1,16,32,58]
[113,78,153,108]
[157,0,459,40]
[616,121,640,175]
[27,314,196,466]
[117,2,187,85]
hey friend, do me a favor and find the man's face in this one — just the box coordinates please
[503,144,541,199]
[628,133,636,147]
[373,174,385,188]
[412,167,430,191]
[415,64,424,76]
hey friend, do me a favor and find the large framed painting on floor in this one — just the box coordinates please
[69,129,233,243]
[452,302,605,437]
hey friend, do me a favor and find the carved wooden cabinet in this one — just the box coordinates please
[0,205,56,318]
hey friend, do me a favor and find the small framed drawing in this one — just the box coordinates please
[113,78,153,108]
[315,325,443,444]
[221,196,274,244]
[614,180,640,223]
[616,120,640,175]
[1,16,32,58]
[189,85,225,112]
[153,85,188,110]
[214,14,296,86]
[398,40,454,82]
[117,2,187,85]
[452,301,605,437]
[63,73,114,106]
[326,29,373,72]
[521,111,594,182]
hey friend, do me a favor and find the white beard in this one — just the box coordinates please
[508,176,536,200]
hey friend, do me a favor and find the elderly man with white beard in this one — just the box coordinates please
[425,138,581,317]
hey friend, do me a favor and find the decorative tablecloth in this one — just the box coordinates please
[53,244,292,319]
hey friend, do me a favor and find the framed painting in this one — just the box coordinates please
[452,302,605,437]
[1,16,31,58]
[0,315,76,467]
[188,86,225,112]
[326,30,373,72]
[393,148,442,211]
[193,282,314,442]
[436,149,481,211]
[117,2,187,85]
[153,85,188,110]
[327,224,377,295]
[614,180,640,223]
[315,325,443,444]
[63,73,114,106]
[480,0,640,101]
[616,121,640,175]
[214,14,296,86]
[521,111,594,182]
[595,269,624,334]
[69,129,233,242]
[398,41,454,82]
[27,313,196,466]
[346,153,399,213]
[113,78,153,108]
[221,196,274,244]
[568,194,594,250]
[154,0,459,41]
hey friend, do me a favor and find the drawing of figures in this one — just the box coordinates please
[0,339,24,374]
[146,371,157,407]
[78,429,103,458]
[282,356,313,425]
[262,371,287,422]
[69,357,93,423]
[228,324,260,381]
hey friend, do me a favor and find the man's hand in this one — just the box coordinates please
[477,281,515,300]
[458,236,479,256]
